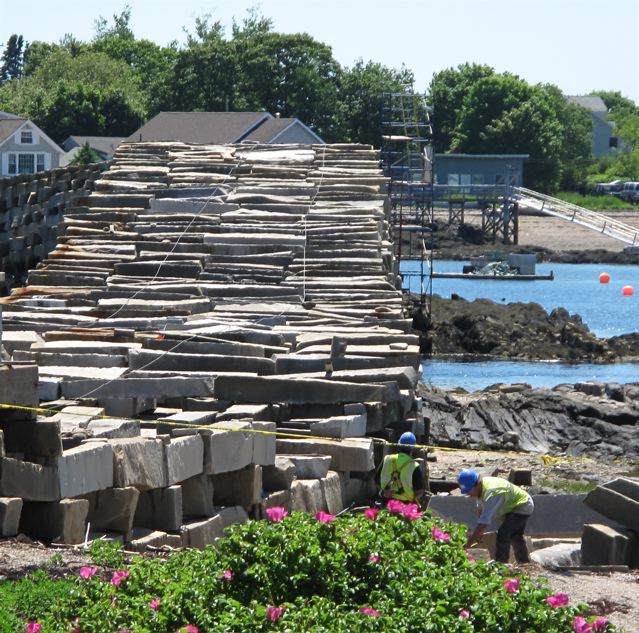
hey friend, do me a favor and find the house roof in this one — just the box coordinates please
[566,95,608,112]
[0,118,26,143]
[242,117,324,144]
[63,136,124,156]
[128,112,272,144]
[0,111,23,120]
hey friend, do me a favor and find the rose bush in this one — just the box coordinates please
[8,506,617,632]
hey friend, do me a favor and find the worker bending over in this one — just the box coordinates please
[378,432,425,505]
[458,469,534,563]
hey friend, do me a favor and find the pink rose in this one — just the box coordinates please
[79,566,98,580]
[573,616,593,633]
[368,554,380,563]
[265,506,288,522]
[364,507,380,520]
[503,578,519,593]
[459,609,470,618]
[386,499,406,514]
[593,617,608,631]
[176,626,198,633]
[26,624,42,633]
[266,606,285,622]
[546,593,570,608]
[401,503,423,521]
[432,526,451,542]
[315,511,336,523]
[149,598,160,611]
[360,607,382,617]
[222,569,234,581]
[111,570,130,587]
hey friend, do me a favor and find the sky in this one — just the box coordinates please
[1,0,638,104]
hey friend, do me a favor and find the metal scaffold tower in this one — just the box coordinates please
[380,92,434,310]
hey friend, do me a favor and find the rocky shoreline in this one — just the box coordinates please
[420,381,639,462]
[409,294,639,361]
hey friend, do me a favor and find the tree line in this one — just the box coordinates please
[0,7,637,191]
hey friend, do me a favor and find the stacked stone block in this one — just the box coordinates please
[0,141,425,547]
[582,478,639,567]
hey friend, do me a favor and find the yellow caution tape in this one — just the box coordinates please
[0,401,601,464]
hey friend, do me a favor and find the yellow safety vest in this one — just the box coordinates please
[480,476,531,519]
[380,453,418,501]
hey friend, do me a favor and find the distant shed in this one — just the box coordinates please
[434,153,528,187]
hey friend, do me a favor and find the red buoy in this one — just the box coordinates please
[622,285,634,296]
[599,272,610,284]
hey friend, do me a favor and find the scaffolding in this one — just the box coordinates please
[381,92,434,310]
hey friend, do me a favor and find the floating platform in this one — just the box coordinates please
[431,271,554,281]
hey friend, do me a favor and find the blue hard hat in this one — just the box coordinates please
[398,432,416,445]
[458,469,480,494]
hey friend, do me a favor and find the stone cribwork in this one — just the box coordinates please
[0,163,107,286]
[0,142,423,549]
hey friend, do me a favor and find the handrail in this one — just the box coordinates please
[513,187,639,246]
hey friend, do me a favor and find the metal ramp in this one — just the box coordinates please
[514,187,639,246]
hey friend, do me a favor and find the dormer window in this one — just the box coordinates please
[21,129,33,144]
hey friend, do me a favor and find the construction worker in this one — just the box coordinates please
[458,469,534,563]
[378,432,425,505]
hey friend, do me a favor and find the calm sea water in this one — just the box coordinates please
[400,260,639,389]
[422,359,639,391]
[401,260,639,337]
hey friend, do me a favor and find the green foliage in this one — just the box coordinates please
[0,570,75,633]
[338,60,414,146]
[70,142,103,166]
[554,191,635,210]
[88,539,126,568]
[8,509,615,633]
[232,31,342,140]
[428,64,602,191]
[0,49,144,141]
[0,34,25,84]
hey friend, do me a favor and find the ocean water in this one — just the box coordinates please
[422,358,639,391]
[401,260,639,337]
[400,260,639,388]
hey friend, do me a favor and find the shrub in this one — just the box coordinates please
[12,506,618,632]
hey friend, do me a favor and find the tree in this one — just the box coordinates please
[233,30,342,139]
[427,64,594,191]
[69,142,102,165]
[0,34,24,84]
[167,40,237,112]
[0,49,144,141]
[428,63,494,151]
[337,60,414,145]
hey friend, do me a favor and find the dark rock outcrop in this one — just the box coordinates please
[419,382,639,460]
[412,295,628,361]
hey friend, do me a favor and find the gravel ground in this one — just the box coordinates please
[459,208,639,253]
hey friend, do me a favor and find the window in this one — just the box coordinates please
[8,153,16,175]
[609,137,618,149]
[20,129,33,144]
[36,153,45,172]
[447,174,459,186]
[18,154,35,174]
[495,175,505,185]
[472,174,484,185]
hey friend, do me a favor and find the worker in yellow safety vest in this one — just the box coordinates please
[378,432,425,504]
[458,469,534,563]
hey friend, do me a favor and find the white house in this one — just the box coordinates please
[0,112,63,176]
